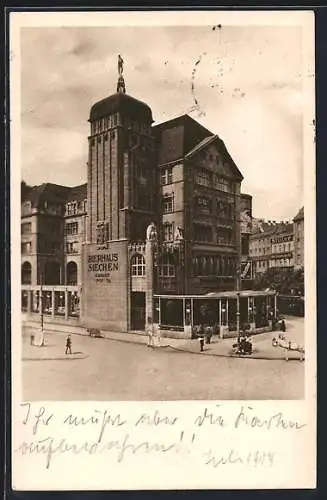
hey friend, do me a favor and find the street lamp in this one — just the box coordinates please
[39,273,45,347]
[236,291,241,340]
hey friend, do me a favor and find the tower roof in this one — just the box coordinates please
[89,92,153,123]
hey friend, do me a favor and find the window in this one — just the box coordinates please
[217,228,233,246]
[66,242,78,254]
[21,262,32,285]
[160,167,173,185]
[65,222,78,235]
[195,168,211,187]
[96,221,109,245]
[21,222,31,234]
[194,224,213,243]
[214,176,229,192]
[217,200,233,218]
[159,253,176,277]
[196,196,212,214]
[162,194,174,214]
[131,254,145,276]
[163,223,174,241]
[22,202,31,215]
[21,241,32,254]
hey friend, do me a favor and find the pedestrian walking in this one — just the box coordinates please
[280,319,286,333]
[146,317,155,348]
[65,334,72,355]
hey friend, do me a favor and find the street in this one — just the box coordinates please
[22,316,304,401]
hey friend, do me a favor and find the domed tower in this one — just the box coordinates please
[87,55,156,244]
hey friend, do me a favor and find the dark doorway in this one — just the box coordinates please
[131,292,145,330]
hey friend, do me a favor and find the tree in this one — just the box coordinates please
[253,267,304,296]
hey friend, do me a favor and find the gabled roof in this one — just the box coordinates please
[185,135,217,157]
[154,114,244,181]
[185,134,244,182]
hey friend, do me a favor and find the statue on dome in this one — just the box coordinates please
[117,55,126,94]
[146,222,157,243]
[118,54,124,76]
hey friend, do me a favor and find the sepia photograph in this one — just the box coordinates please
[18,20,312,402]
[10,10,316,491]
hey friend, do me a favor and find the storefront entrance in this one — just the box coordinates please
[131,292,146,330]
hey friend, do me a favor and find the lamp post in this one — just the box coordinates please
[236,291,240,340]
[40,273,45,347]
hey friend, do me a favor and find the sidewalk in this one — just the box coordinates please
[22,316,304,361]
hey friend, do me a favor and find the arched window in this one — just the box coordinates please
[21,262,32,285]
[67,261,78,286]
[159,253,176,277]
[131,254,145,276]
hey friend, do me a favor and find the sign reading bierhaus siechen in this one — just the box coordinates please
[88,253,119,283]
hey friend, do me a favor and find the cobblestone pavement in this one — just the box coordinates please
[22,316,304,401]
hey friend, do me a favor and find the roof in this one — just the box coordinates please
[23,182,87,207]
[293,206,304,222]
[153,114,213,165]
[154,290,276,299]
[185,135,217,157]
[89,92,153,123]
[154,114,244,181]
[65,183,87,202]
[251,220,293,239]
[241,193,252,200]
[24,183,70,208]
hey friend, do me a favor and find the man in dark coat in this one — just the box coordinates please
[65,334,72,355]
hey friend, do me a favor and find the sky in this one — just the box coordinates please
[20,24,307,221]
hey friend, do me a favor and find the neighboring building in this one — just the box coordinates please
[21,183,87,287]
[269,222,294,270]
[249,219,296,277]
[154,115,244,296]
[21,183,69,286]
[293,207,304,269]
[249,221,277,276]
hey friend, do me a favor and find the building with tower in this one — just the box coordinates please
[22,56,277,337]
